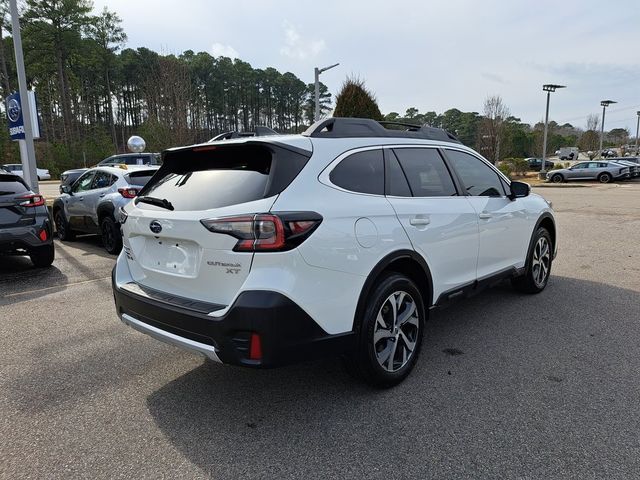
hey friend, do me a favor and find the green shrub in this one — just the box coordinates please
[512,158,528,176]
[501,158,527,176]
[498,162,513,178]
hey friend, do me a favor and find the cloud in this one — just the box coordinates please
[481,72,507,85]
[211,42,239,59]
[279,21,325,60]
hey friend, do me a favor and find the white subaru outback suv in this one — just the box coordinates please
[112,118,556,387]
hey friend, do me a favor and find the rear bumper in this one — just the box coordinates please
[112,266,354,368]
[0,216,53,253]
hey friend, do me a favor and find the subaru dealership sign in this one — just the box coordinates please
[6,91,40,140]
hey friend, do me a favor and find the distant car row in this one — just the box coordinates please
[546,157,640,183]
[1,157,160,267]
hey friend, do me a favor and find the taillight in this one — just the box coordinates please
[200,212,322,252]
[18,194,45,207]
[118,187,139,198]
[118,206,128,224]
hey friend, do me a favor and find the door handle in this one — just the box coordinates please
[478,213,492,219]
[409,217,430,226]
[78,198,84,201]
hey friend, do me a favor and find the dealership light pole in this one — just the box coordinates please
[314,63,339,122]
[540,84,565,179]
[599,100,616,156]
[9,0,38,192]
[635,111,640,155]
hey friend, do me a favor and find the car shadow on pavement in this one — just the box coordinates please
[0,256,68,305]
[57,234,113,259]
[144,275,640,479]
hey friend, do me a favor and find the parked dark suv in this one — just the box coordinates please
[0,173,54,267]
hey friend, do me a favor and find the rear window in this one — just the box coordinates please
[0,174,29,195]
[329,149,384,195]
[126,170,157,187]
[140,144,310,211]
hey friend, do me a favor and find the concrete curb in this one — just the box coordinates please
[532,184,591,188]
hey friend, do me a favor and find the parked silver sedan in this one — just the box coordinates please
[546,161,630,184]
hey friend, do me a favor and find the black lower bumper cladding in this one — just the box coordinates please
[112,271,354,368]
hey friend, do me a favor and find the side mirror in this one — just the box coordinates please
[61,184,72,195]
[509,181,530,200]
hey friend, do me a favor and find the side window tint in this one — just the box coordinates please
[92,171,112,189]
[385,151,412,197]
[330,149,384,195]
[446,150,505,197]
[393,148,457,197]
[73,171,95,193]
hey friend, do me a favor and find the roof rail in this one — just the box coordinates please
[209,126,279,142]
[302,117,461,143]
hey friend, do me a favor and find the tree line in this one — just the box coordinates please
[0,0,331,175]
[384,98,632,164]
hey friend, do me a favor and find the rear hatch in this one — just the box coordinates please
[122,139,312,306]
[0,174,37,229]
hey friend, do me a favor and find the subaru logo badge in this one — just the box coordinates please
[149,220,162,234]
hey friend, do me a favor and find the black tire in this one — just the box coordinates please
[37,176,41,181]
[101,216,122,254]
[512,227,552,294]
[598,173,612,183]
[29,244,55,268]
[551,174,563,183]
[345,273,426,388]
[54,209,75,241]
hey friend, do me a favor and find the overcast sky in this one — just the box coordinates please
[93,0,640,131]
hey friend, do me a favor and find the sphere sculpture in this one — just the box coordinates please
[127,135,146,153]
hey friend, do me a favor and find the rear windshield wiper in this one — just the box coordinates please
[0,191,16,195]
[135,195,174,211]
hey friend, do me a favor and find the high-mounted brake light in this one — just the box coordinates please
[18,194,45,207]
[118,187,139,199]
[200,212,322,252]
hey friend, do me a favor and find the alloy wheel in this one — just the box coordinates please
[373,291,420,372]
[531,237,550,288]
[102,221,115,251]
[55,213,65,238]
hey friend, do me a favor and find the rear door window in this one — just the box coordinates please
[92,170,114,189]
[392,148,457,197]
[329,149,384,195]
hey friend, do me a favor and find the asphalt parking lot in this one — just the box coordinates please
[1,183,640,479]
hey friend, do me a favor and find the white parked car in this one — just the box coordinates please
[113,118,557,387]
[1,163,51,180]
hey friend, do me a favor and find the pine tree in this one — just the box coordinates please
[333,77,382,121]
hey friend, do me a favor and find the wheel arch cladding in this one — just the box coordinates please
[97,202,115,222]
[537,214,556,252]
[353,250,433,332]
